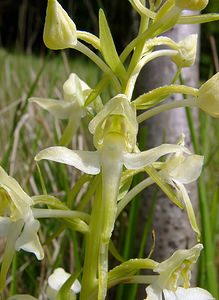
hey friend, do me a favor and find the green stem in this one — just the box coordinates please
[117,177,153,216]
[137,98,197,123]
[125,49,178,99]
[32,208,89,222]
[120,6,181,63]
[72,41,121,92]
[80,176,102,300]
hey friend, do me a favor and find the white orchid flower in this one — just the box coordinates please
[30,73,100,146]
[157,135,203,239]
[0,166,43,290]
[47,268,81,300]
[35,94,190,243]
[145,244,215,300]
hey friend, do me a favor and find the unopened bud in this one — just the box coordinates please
[43,0,77,50]
[197,72,219,117]
[172,34,197,67]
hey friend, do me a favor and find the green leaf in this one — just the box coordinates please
[99,9,127,81]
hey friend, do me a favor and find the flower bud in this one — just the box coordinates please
[172,34,197,68]
[175,0,208,11]
[197,72,219,117]
[43,0,77,50]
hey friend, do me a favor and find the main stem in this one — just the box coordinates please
[80,176,103,300]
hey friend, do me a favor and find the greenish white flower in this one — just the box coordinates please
[171,34,198,68]
[47,268,81,300]
[35,94,190,243]
[30,73,100,145]
[0,166,43,290]
[196,72,219,117]
[43,0,77,50]
[145,244,215,300]
[30,73,88,120]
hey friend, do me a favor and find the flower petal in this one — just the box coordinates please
[15,215,44,260]
[0,221,24,291]
[169,154,204,184]
[145,284,163,300]
[35,146,100,175]
[174,182,200,239]
[168,287,215,300]
[123,144,190,170]
[48,268,81,293]
[29,97,79,119]
[0,166,33,219]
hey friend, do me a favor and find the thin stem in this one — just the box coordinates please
[117,177,153,217]
[76,31,100,50]
[108,275,157,288]
[32,208,89,222]
[137,98,198,123]
[125,50,178,99]
[72,41,121,92]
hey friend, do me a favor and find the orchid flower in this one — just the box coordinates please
[145,244,215,300]
[47,268,81,300]
[155,135,203,239]
[0,166,43,290]
[35,94,191,243]
[30,73,101,146]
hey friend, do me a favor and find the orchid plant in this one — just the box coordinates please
[1,0,219,299]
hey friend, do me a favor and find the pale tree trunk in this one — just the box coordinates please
[136,12,200,292]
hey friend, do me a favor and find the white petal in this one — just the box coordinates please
[145,284,163,300]
[35,146,100,175]
[0,166,33,219]
[169,155,204,184]
[173,287,215,300]
[163,289,178,300]
[48,268,81,293]
[29,97,79,119]
[15,215,44,260]
[0,217,11,237]
[63,73,90,106]
[124,144,190,170]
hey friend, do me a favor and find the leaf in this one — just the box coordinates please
[99,9,127,81]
